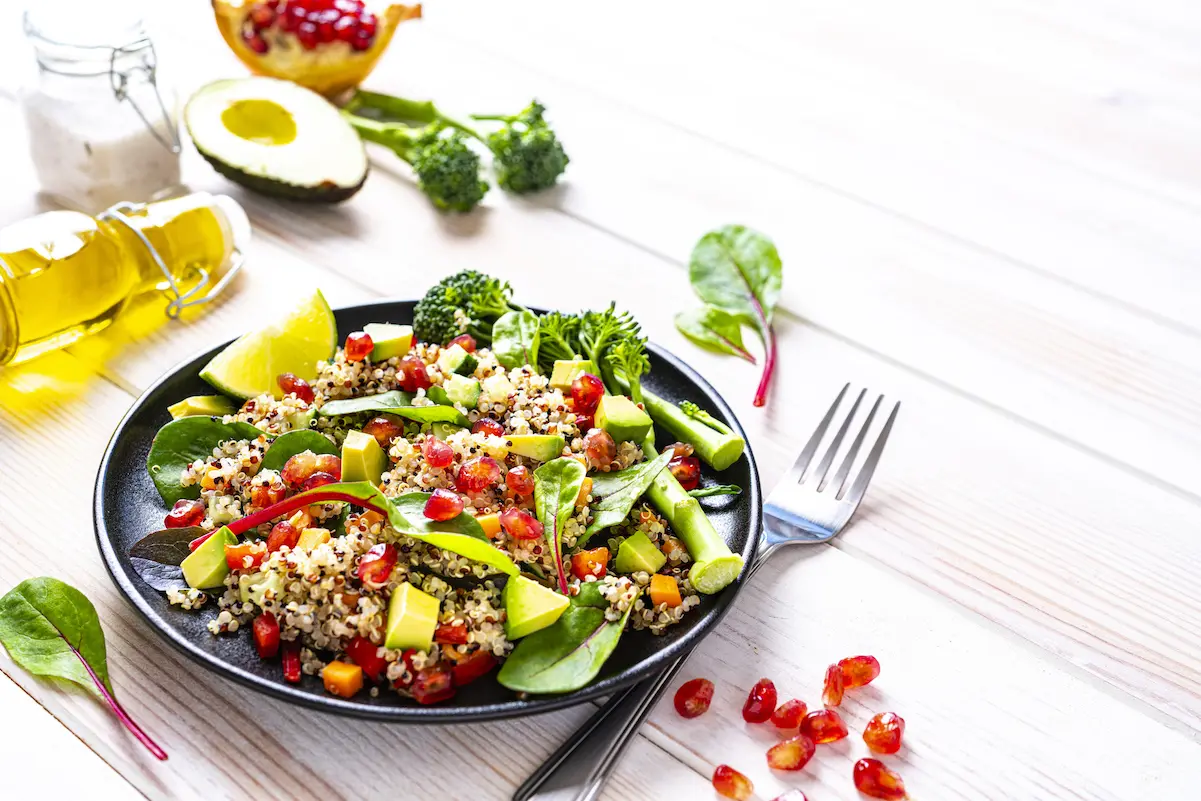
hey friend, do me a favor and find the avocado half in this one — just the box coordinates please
[185,77,368,203]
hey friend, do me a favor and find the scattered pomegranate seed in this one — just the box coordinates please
[267,521,300,552]
[712,765,753,801]
[766,734,816,771]
[663,441,695,459]
[412,665,456,704]
[277,372,315,403]
[838,654,881,689]
[505,465,534,495]
[449,334,477,353]
[252,612,280,658]
[742,678,778,723]
[673,677,715,718]
[314,453,341,478]
[456,456,501,492]
[281,640,302,683]
[344,331,373,361]
[799,708,849,743]
[281,451,319,489]
[583,428,617,467]
[363,416,404,448]
[434,622,469,645]
[669,455,701,490]
[300,471,338,492]
[570,547,609,580]
[357,543,397,586]
[345,635,386,681]
[225,541,267,571]
[499,507,543,540]
[822,662,845,707]
[398,355,431,392]
[771,792,809,801]
[863,712,905,754]
[421,436,454,469]
[574,413,594,433]
[164,498,205,529]
[853,758,907,800]
[451,649,496,686]
[250,478,287,510]
[424,488,464,521]
[570,373,604,415]
[771,698,808,729]
[472,417,504,437]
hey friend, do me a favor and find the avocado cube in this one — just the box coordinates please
[364,323,413,361]
[384,582,440,651]
[181,526,237,589]
[168,395,237,419]
[615,531,668,575]
[342,429,387,485]
[502,576,570,639]
[595,395,652,444]
[549,360,597,391]
[506,433,565,461]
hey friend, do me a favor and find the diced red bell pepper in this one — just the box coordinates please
[282,641,302,684]
[570,547,609,581]
[411,665,456,705]
[451,650,497,687]
[225,541,267,570]
[345,635,387,682]
[252,612,280,659]
[434,622,469,645]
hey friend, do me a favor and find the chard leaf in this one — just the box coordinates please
[493,310,540,370]
[388,492,489,541]
[317,391,469,427]
[689,484,743,498]
[146,417,266,506]
[534,458,587,594]
[261,429,338,472]
[582,449,673,543]
[129,526,205,566]
[674,306,756,363]
[0,578,167,760]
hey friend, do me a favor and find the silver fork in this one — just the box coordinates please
[514,384,900,801]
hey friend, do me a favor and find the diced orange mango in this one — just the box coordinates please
[576,477,593,508]
[322,660,364,698]
[476,513,502,539]
[297,527,331,550]
[649,574,682,608]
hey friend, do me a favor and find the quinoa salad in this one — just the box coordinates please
[134,272,747,704]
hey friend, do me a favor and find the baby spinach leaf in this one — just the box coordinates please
[582,449,673,543]
[674,306,756,363]
[261,429,338,472]
[535,458,587,594]
[0,577,167,760]
[492,310,540,370]
[147,417,266,506]
[130,560,188,592]
[496,587,639,694]
[427,386,452,406]
[129,526,205,566]
[389,492,489,541]
[317,391,469,427]
[689,484,743,498]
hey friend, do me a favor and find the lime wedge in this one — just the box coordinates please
[199,289,337,399]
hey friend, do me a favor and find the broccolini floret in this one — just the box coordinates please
[471,102,570,194]
[414,270,523,345]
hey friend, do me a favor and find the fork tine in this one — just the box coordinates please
[812,389,866,490]
[782,383,849,486]
[830,393,883,496]
[841,401,900,508]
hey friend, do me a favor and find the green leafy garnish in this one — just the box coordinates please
[491,309,540,370]
[317,392,470,428]
[582,449,673,543]
[146,417,265,506]
[689,484,743,498]
[534,458,587,594]
[260,429,338,472]
[674,306,756,363]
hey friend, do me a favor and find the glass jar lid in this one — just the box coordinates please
[24,0,150,73]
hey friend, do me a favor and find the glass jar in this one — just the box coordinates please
[20,1,183,214]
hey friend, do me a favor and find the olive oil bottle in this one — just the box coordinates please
[0,192,248,366]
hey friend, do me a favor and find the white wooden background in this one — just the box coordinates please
[2,1,1201,798]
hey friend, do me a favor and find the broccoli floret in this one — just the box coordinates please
[414,270,523,345]
[534,311,582,373]
[472,102,569,194]
[609,337,650,404]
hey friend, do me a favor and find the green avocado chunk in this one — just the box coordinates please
[595,395,652,444]
[181,526,237,589]
[384,581,441,651]
[342,430,387,485]
[364,323,414,361]
[507,433,565,461]
[167,395,237,419]
[549,360,597,390]
[615,531,667,575]
[502,576,570,639]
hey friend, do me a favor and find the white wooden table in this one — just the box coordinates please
[3,1,1201,798]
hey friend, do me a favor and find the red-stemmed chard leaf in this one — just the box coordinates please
[532,458,587,595]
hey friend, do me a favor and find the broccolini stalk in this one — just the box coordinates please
[612,375,745,471]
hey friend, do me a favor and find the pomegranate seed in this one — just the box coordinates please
[267,521,299,552]
[296,20,319,48]
[243,30,269,53]
[398,355,431,391]
[434,622,469,644]
[863,712,905,754]
[822,662,845,707]
[344,331,373,361]
[280,6,301,30]
[314,453,342,479]
[451,649,496,686]
[412,665,456,704]
[424,488,464,521]
[357,10,377,37]
[357,543,397,586]
[317,20,335,41]
[421,436,454,469]
[281,451,318,488]
[570,547,609,580]
[282,641,302,683]
[363,416,404,448]
[799,708,848,743]
[771,698,808,729]
[499,507,543,540]
[333,15,357,41]
[248,3,276,26]
[741,678,778,723]
[456,456,501,492]
[583,428,617,467]
[766,734,815,771]
[838,654,881,688]
[853,758,907,800]
[250,478,287,510]
[350,29,372,50]
[277,372,315,403]
[449,334,477,353]
[164,498,205,528]
[300,471,338,491]
[505,465,534,495]
[669,455,701,490]
[252,612,280,658]
[472,417,504,437]
[570,373,604,414]
[771,792,809,801]
[673,678,714,718]
[711,765,753,801]
[346,636,386,681]
[663,441,694,459]
[574,413,594,433]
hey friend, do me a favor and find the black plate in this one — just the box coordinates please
[94,300,761,722]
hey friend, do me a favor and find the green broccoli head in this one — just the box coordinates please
[484,102,569,194]
[410,129,490,213]
[414,270,519,345]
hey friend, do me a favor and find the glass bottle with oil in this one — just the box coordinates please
[0,192,248,366]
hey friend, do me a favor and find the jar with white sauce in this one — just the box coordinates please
[20,1,183,214]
